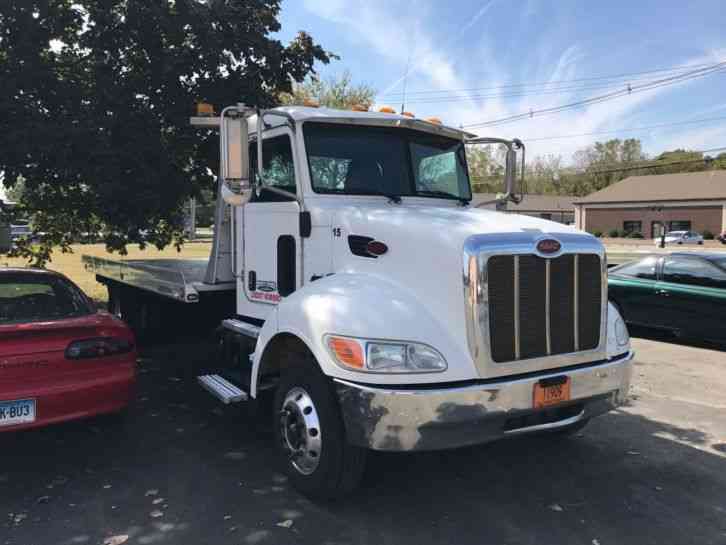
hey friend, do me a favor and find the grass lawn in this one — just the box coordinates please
[1,242,212,303]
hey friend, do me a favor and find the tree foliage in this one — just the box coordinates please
[0,0,332,264]
[468,145,505,193]
[279,70,375,110]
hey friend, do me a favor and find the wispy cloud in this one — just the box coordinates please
[303,0,726,162]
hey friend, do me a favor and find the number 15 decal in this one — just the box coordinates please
[333,227,342,238]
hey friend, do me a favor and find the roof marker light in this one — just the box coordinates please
[303,99,320,108]
[378,106,396,114]
[196,102,215,116]
[425,117,442,125]
[351,104,369,112]
[401,111,415,118]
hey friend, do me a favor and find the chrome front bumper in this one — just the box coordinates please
[334,351,633,451]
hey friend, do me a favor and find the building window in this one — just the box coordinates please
[668,220,691,232]
[623,220,642,234]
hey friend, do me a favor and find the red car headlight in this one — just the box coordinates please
[65,337,134,360]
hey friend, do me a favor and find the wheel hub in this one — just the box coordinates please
[279,387,322,475]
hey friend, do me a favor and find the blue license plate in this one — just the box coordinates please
[0,399,36,427]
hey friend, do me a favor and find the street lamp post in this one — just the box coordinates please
[651,204,666,249]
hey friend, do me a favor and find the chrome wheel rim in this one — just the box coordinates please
[279,387,322,475]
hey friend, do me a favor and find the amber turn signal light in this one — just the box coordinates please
[327,336,364,369]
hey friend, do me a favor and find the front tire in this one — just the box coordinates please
[273,353,366,500]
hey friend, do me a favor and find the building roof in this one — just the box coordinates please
[574,170,726,204]
[471,193,575,212]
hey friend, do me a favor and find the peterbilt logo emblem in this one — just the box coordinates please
[536,239,561,254]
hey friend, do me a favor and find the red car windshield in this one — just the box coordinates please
[0,273,93,324]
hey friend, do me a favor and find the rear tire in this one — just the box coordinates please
[272,351,366,500]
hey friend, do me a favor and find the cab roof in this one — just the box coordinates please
[248,106,476,141]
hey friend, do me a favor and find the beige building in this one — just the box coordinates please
[574,170,726,238]
[472,194,575,224]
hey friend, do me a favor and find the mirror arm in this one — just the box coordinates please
[510,138,525,204]
[465,136,526,206]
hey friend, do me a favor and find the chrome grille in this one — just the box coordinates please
[488,253,602,363]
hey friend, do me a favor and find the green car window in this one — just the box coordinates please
[613,256,658,280]
[663,257,726,289]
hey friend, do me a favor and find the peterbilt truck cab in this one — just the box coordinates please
[85,104,634,499]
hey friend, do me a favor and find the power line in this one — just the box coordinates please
[387,78,679,105]
[577,156,724,176]
[462,62,726,129]
[379,61,715,98]
[524,115,726,142]
[469,145,726,182]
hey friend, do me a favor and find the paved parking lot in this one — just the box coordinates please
[2,334,725,545]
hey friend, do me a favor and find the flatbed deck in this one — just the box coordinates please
[83,255,235,303]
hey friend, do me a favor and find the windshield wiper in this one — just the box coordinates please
[416,190,470,206]
[348,190,402,204]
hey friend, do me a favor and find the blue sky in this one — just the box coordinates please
[277,0,726,162]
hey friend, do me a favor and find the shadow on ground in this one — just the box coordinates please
[1,341,725,545]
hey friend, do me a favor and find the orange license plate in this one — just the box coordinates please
[533,377,571,408]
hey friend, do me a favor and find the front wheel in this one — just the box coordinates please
[273,353,366,500]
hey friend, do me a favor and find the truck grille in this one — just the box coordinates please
[488,254,602,363]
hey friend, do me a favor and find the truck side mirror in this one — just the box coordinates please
[464,136,525,205]
[504,147,517,199]
[220,108,253,206]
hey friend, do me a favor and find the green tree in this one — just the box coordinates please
[572,138,647,193]
[0,0,332,265]
[467,145,505,193]
[647,149,710,174]
[279,71,375,110]
[2,175,25,203]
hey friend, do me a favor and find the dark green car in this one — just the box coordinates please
[608,252,726,342]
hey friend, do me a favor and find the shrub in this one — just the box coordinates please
[608,229,620,238]
[629,231,644,239]
[703,230,715,240]
[591,230,603,238]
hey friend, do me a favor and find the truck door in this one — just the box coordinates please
[243,130,301,305]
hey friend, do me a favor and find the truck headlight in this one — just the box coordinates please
[615,317,629,347]
[325,335,447,373]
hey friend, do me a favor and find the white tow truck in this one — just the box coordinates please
[84,104,634,498]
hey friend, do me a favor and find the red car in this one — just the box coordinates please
[0,268,136,432]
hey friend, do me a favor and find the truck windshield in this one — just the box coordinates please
[304,123,472,202]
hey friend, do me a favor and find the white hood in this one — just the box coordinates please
[306,198,597,373]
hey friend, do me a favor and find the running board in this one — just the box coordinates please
[221,318,260,339]
[197,374,248,404]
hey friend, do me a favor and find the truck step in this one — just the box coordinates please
[197,374,248,404]
[222,318,260,339]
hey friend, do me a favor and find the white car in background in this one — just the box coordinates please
[655,230,704,246]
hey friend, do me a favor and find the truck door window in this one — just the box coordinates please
[249,135,296,202]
